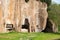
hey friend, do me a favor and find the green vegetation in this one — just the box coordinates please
[0,32,60,40]
[0,0,60,40]
[48,4,60,31]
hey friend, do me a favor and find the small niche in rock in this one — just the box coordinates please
[6,24,13,31]
[25,0,29,3]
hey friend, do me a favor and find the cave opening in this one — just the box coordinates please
[22,18,30,32]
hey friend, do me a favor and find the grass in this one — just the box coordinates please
[0,32,60,40]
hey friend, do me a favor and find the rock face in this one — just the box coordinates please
[38,2,48,32]
[0,0,48,33]
[42,18,58,33]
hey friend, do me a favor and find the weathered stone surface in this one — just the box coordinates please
[42,18,58,33]
[0,0,48,33]
[38,2,48,32]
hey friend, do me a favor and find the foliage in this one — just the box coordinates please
[48,4,60,31]
[40,0,51,6]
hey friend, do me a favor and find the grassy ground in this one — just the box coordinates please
[0,32,60,40]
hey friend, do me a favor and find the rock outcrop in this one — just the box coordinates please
[42,18,58,33]
[0,0,57,33]
[38,2,48,32]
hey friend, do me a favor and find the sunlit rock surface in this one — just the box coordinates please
[0,0,48,33]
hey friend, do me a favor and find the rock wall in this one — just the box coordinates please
[42,18,58,33]
[0,0,48,33]
[38,2,48,31]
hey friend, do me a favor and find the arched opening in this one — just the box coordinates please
[22,18,30,32]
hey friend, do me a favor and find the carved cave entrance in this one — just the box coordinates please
[22,18,30,32]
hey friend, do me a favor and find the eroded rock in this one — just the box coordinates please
[0,0,57,33]
[42,18,58,33]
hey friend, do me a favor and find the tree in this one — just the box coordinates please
[48,4,60,31]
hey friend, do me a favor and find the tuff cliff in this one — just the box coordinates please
[0,0,57,33]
